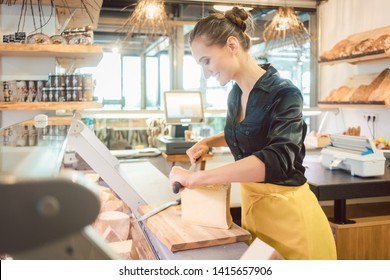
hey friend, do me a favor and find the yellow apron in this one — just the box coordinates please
[240,182,337,260]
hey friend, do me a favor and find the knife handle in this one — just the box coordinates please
[172,181,182,194]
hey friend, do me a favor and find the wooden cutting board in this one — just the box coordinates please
[138,204,251,252]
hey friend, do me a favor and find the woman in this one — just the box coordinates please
[169,7,337,260]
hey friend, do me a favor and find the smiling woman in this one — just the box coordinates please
[168,6,336,260]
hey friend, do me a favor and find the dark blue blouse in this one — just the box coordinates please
[224,64,307,186]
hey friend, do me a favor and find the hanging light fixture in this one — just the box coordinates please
[122,0,170,44]
[263,6,310,49]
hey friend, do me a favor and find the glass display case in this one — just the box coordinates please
[0,116,116,259]
[0,115,250,260]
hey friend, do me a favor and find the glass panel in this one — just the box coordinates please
[146,57,159,109]
[159,54,170,109]
[83,53,121,103]
[263,42,311,108]
[123,56,141,109]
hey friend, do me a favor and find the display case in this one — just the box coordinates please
[0,115,250,260]
[0,116,116,259]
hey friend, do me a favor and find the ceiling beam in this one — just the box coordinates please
[162,0,318,9]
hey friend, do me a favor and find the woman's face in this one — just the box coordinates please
[191,36,237,86]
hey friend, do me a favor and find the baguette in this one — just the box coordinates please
[324,86,354,102]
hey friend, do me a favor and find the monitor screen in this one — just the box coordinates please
[163,91,205,125]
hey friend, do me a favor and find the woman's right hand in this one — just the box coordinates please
[186,139,209,164]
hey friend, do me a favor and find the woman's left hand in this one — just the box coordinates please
[169,165,195,192]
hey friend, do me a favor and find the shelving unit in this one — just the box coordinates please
[318,103,387,109]
[318,41,390,108]
[0,43,103,112]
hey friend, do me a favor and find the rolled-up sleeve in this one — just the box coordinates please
[253,91,306,184]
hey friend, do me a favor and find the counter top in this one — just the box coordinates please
[304,154,390,200]
[304,154,390,224]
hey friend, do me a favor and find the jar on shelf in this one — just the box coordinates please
[83,87,93,101]
[71,73,83,87]
[70,87,83,101]
[82,74,93,88]
[56,87,66,102]
[48,73,65,88]
[27,80,37,102]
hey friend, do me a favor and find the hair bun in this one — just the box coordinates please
[224,7,249,32]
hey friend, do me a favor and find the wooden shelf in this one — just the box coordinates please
[0,43,103,67]
[319,49,390,66]
[0,101,102,111]
[20,116,73,126]
[318,103,388,109]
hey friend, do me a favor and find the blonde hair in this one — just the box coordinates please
[189,7,254,51]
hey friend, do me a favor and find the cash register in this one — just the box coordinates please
[157,90,205,154]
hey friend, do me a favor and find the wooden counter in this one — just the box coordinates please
[330,215,390,259]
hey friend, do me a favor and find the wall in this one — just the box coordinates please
[317,0,390,140]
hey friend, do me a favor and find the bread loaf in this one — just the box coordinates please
[339,86,356,101]
[320,26,390,61]
[349,85,370,101]
[370,34,390,51]
[323,88,337,101]
[320,39,353,60]
[324,86,354,102]
[369,72,390,101]
[342,126,361,136]
[351,38,374,55]
[350,68,390,101]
